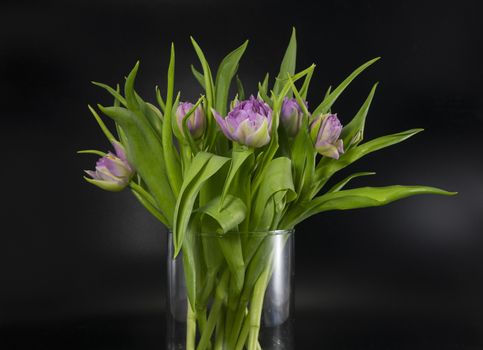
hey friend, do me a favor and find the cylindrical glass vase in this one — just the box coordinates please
[167,230,294,350]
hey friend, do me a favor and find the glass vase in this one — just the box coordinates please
[167,230,294,350]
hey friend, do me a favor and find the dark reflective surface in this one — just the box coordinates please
[1,0,482,348]
[2,310,482,349]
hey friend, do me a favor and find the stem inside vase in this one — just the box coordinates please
[167,230,294,350]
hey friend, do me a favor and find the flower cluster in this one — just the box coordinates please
[211,95,344,158]
[80,29,455,350]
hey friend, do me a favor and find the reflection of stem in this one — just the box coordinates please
[186,302,196,350]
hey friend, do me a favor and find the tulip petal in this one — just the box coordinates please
[102,156,131,177]
[83,176,125,192]
[95,166,123,182]
[245,118,270,147]
[234,118,253,144]
[214,96,273,147]
[111,140,127,161]
[336,139,345,154]
[84,170,99,180]
[212,108,235,141]
[315,141,340,159]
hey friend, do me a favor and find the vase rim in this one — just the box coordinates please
[167,229,294,238]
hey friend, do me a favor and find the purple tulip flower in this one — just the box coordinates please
[310,113,345,159]
[85,140,134,191]
[176,102,206,139]
[281,97,307,136]
[212,95,272,148]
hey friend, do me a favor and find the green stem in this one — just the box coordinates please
[227,299,249,349]
[235,312,250,350]
[214,306,225,350]
[187,302,197,350]
[241,157,252,233]
[225,275,242,337]
[195,307,213,349]
[247,267,270,350]
[234,307,263,350]
[196,270,230,350]
[180,143,192,174]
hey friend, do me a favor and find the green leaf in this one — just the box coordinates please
[340,82,378,149]
[173,152,230,257]
[312,57,380,117]
[251,64,316,194]
[91,81,127,107]
[290,118,314,200]
[327,172,376,193]
[87,105,116,143]
[221,147,254,207]
[113,84,128,145]
[190,38,215,103]
[98,105,176,226]
[312,128,424,196]
[236,75,245,100]
[198,195,247,291]
[282,185,456,228]
[77,149,106,157]
[130,182,170,227]
[136,96,163,139]
[273,64,316,106]
[273,27,297,96]
[181,222,203,310]
[162,44,182,198]
[124,61,140,111]
[286,76,315,202]
[155,86,166,113]
[190,37,217,148]
[191,64,206,90]
[199,195,247,233]
[251,157,296,230]
[257,82,271,105]
[261,73,270,94]
[287,75,310,116]
[299,65,314,100]
[240,234,274,304]
[215,40,249,115]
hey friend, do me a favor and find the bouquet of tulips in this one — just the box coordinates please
[80,29,454,349]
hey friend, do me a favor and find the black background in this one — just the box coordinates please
[1,0,482,349]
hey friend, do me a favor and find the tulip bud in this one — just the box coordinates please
[176,102,206,139]
[84,140,134,191]
[281,97,307,136]
[213,95,272,148]
[310,113,345,159]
